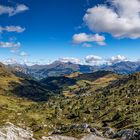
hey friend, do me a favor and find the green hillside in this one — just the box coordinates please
[0,63,52,101]
[41,71,121,97]
[0,64,140,139]
[30,72,140,138]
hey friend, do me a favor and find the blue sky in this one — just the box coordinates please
[0,0,140,65]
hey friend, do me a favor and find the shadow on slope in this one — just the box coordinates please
[9,79,52,102]
[40,76,76,92]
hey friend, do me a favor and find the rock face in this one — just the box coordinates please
[113,129,140,140]
[81,134,111,140]
[42,135,111,140]
[0,123,140,140]
[0,123,34,140]
[42,135,77,140]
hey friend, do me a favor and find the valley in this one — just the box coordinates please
[0,62,140,139]
[1,0,140,139]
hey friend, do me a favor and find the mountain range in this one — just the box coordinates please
[8,60,140,80]
[0,61,140,139]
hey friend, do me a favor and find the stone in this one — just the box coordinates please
[0,122,34,140]
[113,129,140,140]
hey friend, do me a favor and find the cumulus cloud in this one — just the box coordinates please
[0,4,29,16]
[0,26,25,33]
[72,33,106,46]
[108,55,128,64]
[59,57,81,64]
[0,3,28,63]
[85,55,103,65]
[0,41,21,48]
[83,0,140,39]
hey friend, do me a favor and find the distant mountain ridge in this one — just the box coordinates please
[8,61,96,79]
[102,61,140,74]
[8,60,140,79]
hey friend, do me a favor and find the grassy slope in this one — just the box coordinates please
[0,65,140,139]
[0,64,52,101]
[27,72,140,138]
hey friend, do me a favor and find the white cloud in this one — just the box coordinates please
[72,33,106,46]
[85,55,103,65]
[0,41,21,48]
[108,55,128,64]
[1,55,130,66]
[0,26,25,33]
[0,4,29,16]
[59,57,81,64]
[5,26,25,33]
[3,58,18,65]
[24,59,52,66]
[14,4,29,15]
[82,43,92,47]
[83,0,140,39]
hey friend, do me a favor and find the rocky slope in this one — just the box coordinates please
[1,123,140,140]
[0,123,34,140]
[42,135,111,140]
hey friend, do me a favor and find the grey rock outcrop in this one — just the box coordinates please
[113,129,140,140]
[0,122,140,140]
[42,135,77,140]
[0,122,34,140]
[81,134,111,140]
[42,134,112,140]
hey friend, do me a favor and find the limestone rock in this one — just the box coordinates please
[42,135,77,140]
[0,122,34,140]
[81,134,112,140]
